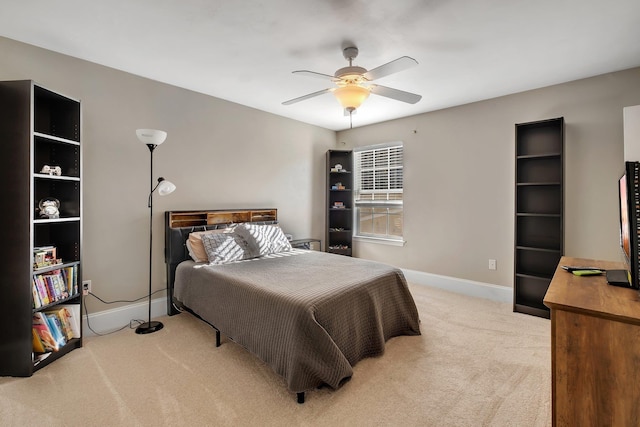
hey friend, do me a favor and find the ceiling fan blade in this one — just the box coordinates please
[282,88,333,105]
[369,84,422,104]
[363,56,418,81]
[292,70,339,81]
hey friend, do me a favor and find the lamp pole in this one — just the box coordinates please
[134,129,174,334]
[136,143,164,334]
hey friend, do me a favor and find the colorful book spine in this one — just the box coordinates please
[34,276,50,306]
[52,271,69,299]
[33,264,79,312]
[62,265,77,295]
[72,265,78,294]
[61,267,70,294]
[56,304,81,338]
[32,312,59,352]
[32,278,42,309]
[42,274,57,302]
[44,313,67,349]
[44,308,74,341]
[32,328,45,353]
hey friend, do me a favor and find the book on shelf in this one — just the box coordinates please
[32,278,42,309]
[32,329,45,353]
[32,305,82,353]
[45,307,75,341]
[32,275,50,307]
[32,265,78,308]
[44,313,67,348]
[33,245,55,251]
[33,246,62,270]
[32,312,59,352]
[42,271,66,302]
[62,265,78,295]
[56,304,81,338]
[32,292,82,353]
[51,272,66,300]
[33,353,51,366]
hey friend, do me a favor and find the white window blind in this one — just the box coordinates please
[354,142,403,241]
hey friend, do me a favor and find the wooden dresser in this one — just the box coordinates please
[543,256,640,426]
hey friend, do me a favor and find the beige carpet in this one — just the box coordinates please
[0,284,551,426]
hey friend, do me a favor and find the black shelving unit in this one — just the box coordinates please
[514,117,564,318]
[0,80,82,376]
[326,150,353,256]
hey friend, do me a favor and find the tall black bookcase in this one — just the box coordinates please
[0,80,83,376]
[326,150,353,256]
[514,117,564,318]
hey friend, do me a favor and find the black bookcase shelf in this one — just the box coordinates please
[33,293,82,314]
[514,117,564,318]
[326,150,353,256]
[0,80,82,376]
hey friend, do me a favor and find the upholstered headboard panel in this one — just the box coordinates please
[164,209,278,315]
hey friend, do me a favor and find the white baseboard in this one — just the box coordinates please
[82,271,511,336]
[82,296,168,337]
[401,268,513,303]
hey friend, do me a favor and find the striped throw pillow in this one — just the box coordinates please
[235,223,292,256]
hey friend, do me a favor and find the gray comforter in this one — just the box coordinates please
[174,250,421,393]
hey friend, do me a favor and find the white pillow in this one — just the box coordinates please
[201,232,254,264]
[234,223,292,256]
[186,226,236,262]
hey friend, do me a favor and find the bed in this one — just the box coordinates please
[164,209,421,403]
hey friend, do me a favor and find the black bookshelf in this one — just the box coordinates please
[0,81,82,376]
[514,117,564,318]
[326,150,353,256]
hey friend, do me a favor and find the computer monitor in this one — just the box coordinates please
[613,161,640,289]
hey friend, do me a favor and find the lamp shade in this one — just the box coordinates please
[333,85,370,110]
[157,179,176,196]
[136,129,167,145]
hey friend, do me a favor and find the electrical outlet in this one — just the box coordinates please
[488,259,497,270]
[82,280,91,295]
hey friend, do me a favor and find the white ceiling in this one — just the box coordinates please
[2,0,639,131]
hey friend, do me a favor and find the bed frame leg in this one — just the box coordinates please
[297,392,305,404]
[215,329,221,347]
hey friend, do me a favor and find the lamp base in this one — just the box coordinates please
[135,321,164,335]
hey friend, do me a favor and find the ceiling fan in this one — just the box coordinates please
[282,46,422,125]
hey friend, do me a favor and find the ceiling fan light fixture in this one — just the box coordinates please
[283,46,421,113]
[333,85,370,110]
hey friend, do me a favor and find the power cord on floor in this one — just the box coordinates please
[83,289,165,336]
[171,301,185,313]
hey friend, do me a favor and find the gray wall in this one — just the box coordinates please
[624,105,640,160]
[0,36,336,314]
[338,68,640,287]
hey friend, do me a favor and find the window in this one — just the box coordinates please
[354,142,403,243]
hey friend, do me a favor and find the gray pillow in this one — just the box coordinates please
[201,232,254,264]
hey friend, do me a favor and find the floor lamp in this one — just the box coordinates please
[135,129,176,334]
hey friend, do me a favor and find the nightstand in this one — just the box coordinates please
[289,238,322,251]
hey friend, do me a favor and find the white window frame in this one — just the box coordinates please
[353,142,405,245]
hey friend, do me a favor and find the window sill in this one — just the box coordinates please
[353,236,406,246]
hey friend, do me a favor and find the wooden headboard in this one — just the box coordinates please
[164,208,277,315]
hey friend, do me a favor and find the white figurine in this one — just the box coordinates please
[39,199,60,219]
[40,165,62,176]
